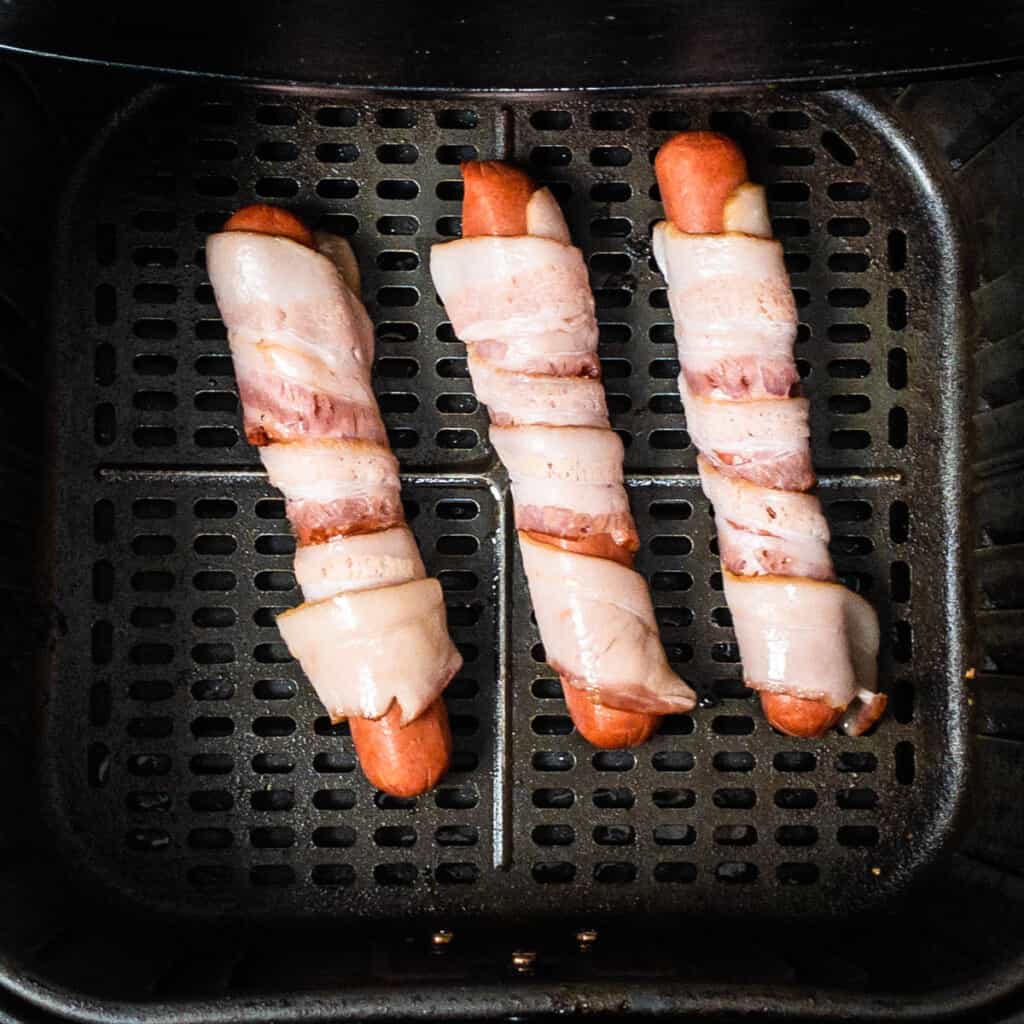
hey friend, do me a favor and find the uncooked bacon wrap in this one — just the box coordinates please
[653,185,882,734]
[431,195,695,716]
[208,230,460,724]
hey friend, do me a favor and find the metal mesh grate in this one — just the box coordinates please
[46,85,962,922]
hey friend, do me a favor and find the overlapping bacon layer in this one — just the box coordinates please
[207,229,461,728]
[653,136,883,736]
[432,172,695,732]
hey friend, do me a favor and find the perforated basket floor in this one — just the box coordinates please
[44,85,968,924]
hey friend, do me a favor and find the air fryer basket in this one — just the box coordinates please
[0,52,1022,1023]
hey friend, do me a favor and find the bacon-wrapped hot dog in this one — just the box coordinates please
[431,163,696,748]
[653,134,885,738]
[207,204,460,795]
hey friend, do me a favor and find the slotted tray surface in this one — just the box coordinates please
[44,85,967,923]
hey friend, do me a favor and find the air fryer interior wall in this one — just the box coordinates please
[0,53,1021,1023]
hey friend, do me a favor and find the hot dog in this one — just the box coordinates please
[653,133,885,738]
[431,163,696,748]
[209,204,458,796]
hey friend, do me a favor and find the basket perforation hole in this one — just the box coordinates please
[316,106,358,127]
[313,788,356,810]
[129,681,173,705]
[774,751,816,773]
[313,826,357,848]
[892,620,913,662]
[314,753,356,774]
[776,825,818,847]
[775,788,818,809]
[655,861,697,883]
[892,679,915,723]
[716,862,758,884]
[87,741,110,786]
[593,751,635,772]
[126,791,172,813]
[253,716,296,738]
[192,607,236,629]
[377,215,419,236]
[532,861,576,884]
[593,787,634,810]
[435,863,479,885]
[712,716,754,736]
[436,825,479,847]
[650,535,693,557]
[255,140,297,163]
[594,862,637,884]
[829,323,870,343]
[250,826,295,849]
[188,827,232,851]
[713,751,754,773]
[376,107,416,128]
[437,144,478,165]
[317,142,359,163]
[374,863,417,886]
[126,829,172,852]
[888,407,908,448]
[774,218,810,239]
[888,229,907,271]
[95,343,116,385]
[594,824,635,847]
[531,678,561,700]
[189,754,233,776]
[252,754,296,775]
[191,679,234,701]
[256,104,296,126]
[652,751,695,772]
[316,178,359,199]
[652,788,695,809]
[532,824,575,847]
[713,825,757,847]
[829,253,870,273]
[590,217,631,239]
[195,172,239,197]
[837,788,879,810]
[532,751,574,772]
[709,110,751,135]
[778,863,819,885]
[654,824,697,846]
[376,179,420,201]
[318,214,358,236]
[536,716,577,741]
[312,864,355,886]
[436,108,478,129]
[829,288,869,309]
[251,789,295,812]
[837,826,879,847]
[251,865,295,887]
[888,289,908,330]
[191,715,234,738]
[713,788,756,809]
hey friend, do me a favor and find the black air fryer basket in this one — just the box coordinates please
[1,5,1023,1021]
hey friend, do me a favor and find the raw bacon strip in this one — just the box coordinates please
[654,132,882,738]
[491,425,639,553]
[431,163,695,745]
[520,535,694,715]
[722,573,879,709]
[259,439,404,544]
[205,231,382,445]
[278,578,462,725]
[699,457,832,580]
[294,527,425,601]
[208,210,459,795]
